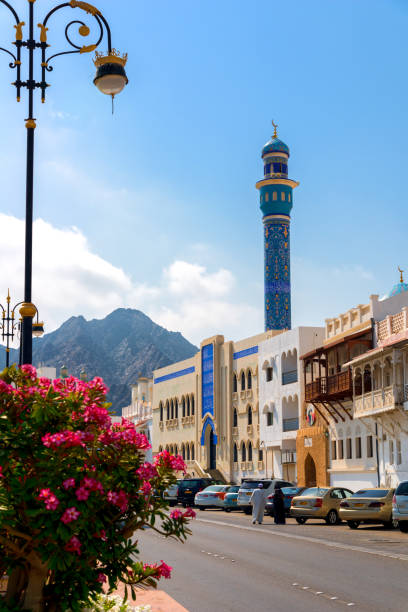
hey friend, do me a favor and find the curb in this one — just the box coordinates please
[114,584,189,612]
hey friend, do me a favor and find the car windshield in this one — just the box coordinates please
[396,482,408,496]
[281,487,300,495]
[227,486,240,493]
[202,485,225,492]
[178,480,205,490]
[353,489,389,498]
[300,487,329,497]
[241,480,272,490]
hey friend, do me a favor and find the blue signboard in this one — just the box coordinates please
[154,366,195,385]
[201,343,214,418]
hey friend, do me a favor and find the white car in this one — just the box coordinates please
[392,480,408,532]
[163,482,180,506]
[237,479,294,515]
[194,485,230,510]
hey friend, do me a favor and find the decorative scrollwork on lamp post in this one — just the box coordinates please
[0,290,44,368]
[0,0,127,366]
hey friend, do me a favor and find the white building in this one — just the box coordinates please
[259,327,324,482]
[122,376,153,462]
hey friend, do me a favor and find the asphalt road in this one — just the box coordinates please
[136,510,408,612]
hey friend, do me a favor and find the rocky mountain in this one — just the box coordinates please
[0,309,198,414]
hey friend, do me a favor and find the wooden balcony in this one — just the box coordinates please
[305,369,355,402]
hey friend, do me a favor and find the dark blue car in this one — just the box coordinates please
[266,486,305,517]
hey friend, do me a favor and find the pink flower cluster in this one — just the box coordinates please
[154,450,187,473]
[21,364,37,380]
[136,462,158,480]
[0,466,4,478]
[0,379,13,395]
[65,535,81,555]
[61,507,80,524]
[83,402,111,428]
[42,430,94,449]
[107,490,129,512]
[63,478,76,490]
[140,481,152,497]
[38,488,59,510]
[170,507,196,520]
[93,529,107,541]
[144,560,172,580]
[99,420,150,449]
[75,477,104,501]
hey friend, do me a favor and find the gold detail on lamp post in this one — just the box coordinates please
[80,44,97,54]
[14,22,25,41]
[69,1,101,16]
[79,24,90,37]
[94,49,128,66]
[25,119,36,129]
[37,24,49,43]
[19,302,37,318]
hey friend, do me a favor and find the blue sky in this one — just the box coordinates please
[0,0,406,346]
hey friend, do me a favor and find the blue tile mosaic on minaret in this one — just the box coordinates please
[255,122,299,331]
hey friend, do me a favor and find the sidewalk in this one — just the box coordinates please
[113,583,190,612]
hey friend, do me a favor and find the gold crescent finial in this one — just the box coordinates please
[398,266,404,283]
[272,120,278,138]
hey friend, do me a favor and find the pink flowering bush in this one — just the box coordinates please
[0,365,193,611]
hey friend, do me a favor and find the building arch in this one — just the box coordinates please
[247,369,252,390]
[181,443,185,460]
[159,402,163,421]
[191,442,195,461]
[241,440,246,462]
[247,405,253,426]
[233,442,238,463]
[240,370,246,391]
[170,399,174,420]
[186,444,190,461]
[233,372,238,393]
[187,395,191,416]
[166,400,170,420]
[248,441,253,462]
[174,398,178,419]
[304,453,316,487]
[191,394,195,415]
[233,407,238,428]
[158,445,163,452]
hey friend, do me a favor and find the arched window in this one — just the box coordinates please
[159,446,163,452]
[187,396,190,416]
[166,401,169,420]
[265,192,269,202]
[248,442,253,462]
[191,443,195,461]
[233,443,238,463]
[273,192,277,201]
[182,397,186,417]
[181,444,185,460]
[170,400,174,420]
[241,443,246,462]
[258,448,263,461]
[247,370,252,390]
[174,445,178,456]
[159,402,163,421]
[281,192,286,201]
[191,395,195,415]
[233,408,238,428]
[186,444,190,460]
[248,405,253,426]
[175,399,178,419]
[233,374,237,392]
[241,372,246,390]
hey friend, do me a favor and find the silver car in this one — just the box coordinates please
[392,481,408,533]
[194,485,230,510]
[163,481,180,507]
[237,479,294,515]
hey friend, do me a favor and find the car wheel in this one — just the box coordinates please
[383,520,398,529]
[225,508,232,513]
[244,508,251,515]
[295,517,307,524]
[399,521,408,533]
[169,501,176,507]
[199,507,205,511]
[325,509,339,525]
[347,520,360,529]
[182,503,187,508]
[268,511,274,517]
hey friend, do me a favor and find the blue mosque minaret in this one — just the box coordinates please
[256,122,299,331]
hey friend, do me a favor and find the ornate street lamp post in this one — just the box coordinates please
[0,0,128,366]
[0,290,44,368]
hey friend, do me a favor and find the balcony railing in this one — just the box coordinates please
[282,417,299,432]
[282,370,298,385]
[282,451,296,464]
[305,369,354,402]
[354,385,403,418]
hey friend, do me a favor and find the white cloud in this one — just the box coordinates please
[0,213,262,347]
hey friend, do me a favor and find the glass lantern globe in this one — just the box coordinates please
[93,51,128,96]
[32,322,44,338]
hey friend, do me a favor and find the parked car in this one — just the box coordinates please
[266,486,305,517]
[392,480,408,533]
[195,485,231,510]
[339,488,396,529]
[177,478,214,507]
[222,485,241,512]
[290,486,353,525]
[163,481,181,506]
[237,479,294,515]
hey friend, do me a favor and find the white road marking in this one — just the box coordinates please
[293,584,357,607]
[197,518,408,562]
